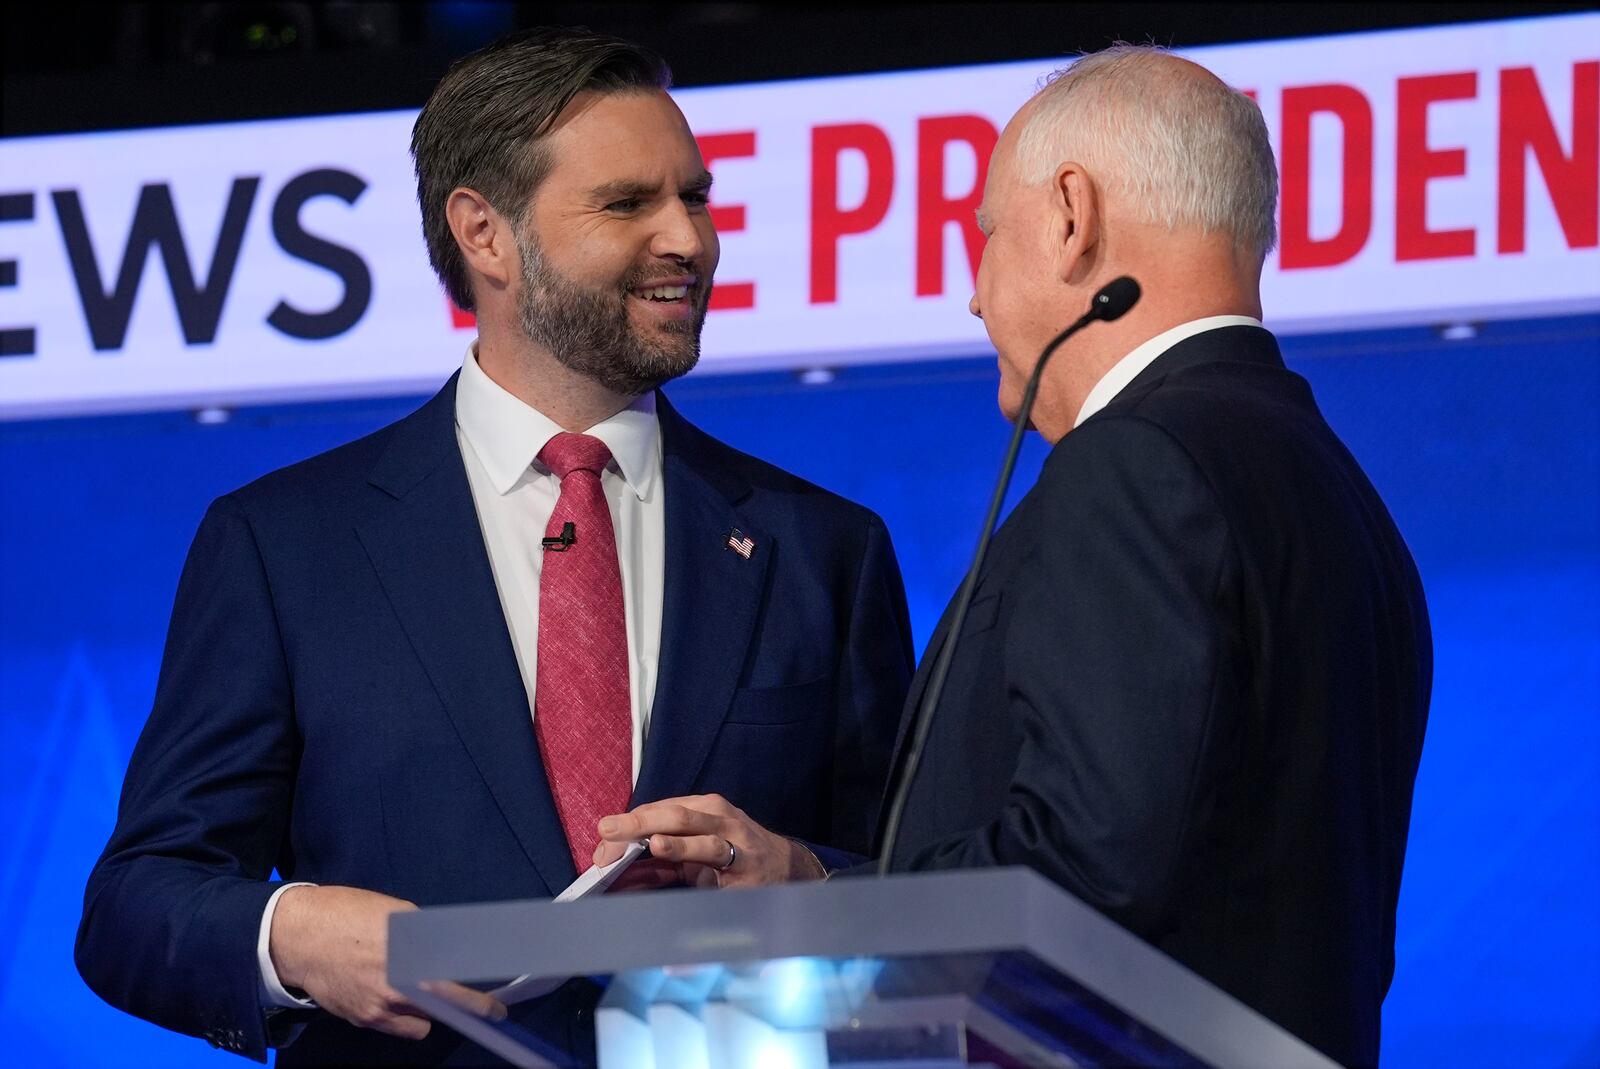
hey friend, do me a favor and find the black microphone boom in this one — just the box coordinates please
[875,275,1141,876]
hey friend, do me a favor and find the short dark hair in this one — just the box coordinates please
[410,26,672,311]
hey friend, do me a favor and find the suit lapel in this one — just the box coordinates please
[355,376,575,896]
[632,397,769,804]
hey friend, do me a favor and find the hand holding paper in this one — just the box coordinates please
[593,794,826,887]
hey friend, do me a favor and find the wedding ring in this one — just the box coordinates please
[716,839,737,872]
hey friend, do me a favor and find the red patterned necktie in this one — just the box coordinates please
[535,432,632,872]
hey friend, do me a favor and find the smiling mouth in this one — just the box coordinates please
[631,277,697,304]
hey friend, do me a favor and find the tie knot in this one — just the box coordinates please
[539,432,613,480]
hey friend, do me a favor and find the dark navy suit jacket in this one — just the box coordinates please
[881,327,1431,1068]
[76,376,913,1065]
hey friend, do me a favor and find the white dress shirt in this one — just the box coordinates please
[258,344,667,1008]
[1074,315,1264,428]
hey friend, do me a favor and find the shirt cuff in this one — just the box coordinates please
[258,882,320,1009]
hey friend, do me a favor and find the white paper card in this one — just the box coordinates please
[486,840,650,1005]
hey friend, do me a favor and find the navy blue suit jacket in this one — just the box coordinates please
[881,328,1430,1068]
[76,377,913,1065]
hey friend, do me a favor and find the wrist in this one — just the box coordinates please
[268,884,317,991]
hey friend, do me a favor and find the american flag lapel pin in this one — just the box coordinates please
[726,528,756,559]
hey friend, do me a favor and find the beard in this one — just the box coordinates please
[514,229,710,397]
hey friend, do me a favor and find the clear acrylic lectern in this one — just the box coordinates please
[389,867,1338,1068]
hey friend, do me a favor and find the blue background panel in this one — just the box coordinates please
[1,315,1596,1066]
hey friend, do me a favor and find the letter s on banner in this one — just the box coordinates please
[267,168,373,340]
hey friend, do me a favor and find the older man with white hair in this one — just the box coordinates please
[600,44,1431,1067]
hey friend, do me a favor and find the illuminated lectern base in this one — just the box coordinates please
[389,868,1338,1069]
[591,949,1214,1068]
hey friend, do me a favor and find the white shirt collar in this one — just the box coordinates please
[455,343,660,500]
[1073,315,1264,428]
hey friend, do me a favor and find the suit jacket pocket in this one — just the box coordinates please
[724,676,832,726]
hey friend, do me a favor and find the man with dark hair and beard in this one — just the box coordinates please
[75,26,914,1067]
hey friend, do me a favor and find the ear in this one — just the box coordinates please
[1048,162,1100,285]
[445,187,519,298]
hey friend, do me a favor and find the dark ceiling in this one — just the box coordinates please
[4,1,1592,137]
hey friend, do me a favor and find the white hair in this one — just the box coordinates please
[1015,44,1278,257]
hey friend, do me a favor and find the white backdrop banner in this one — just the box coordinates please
[1,13,1595,418]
